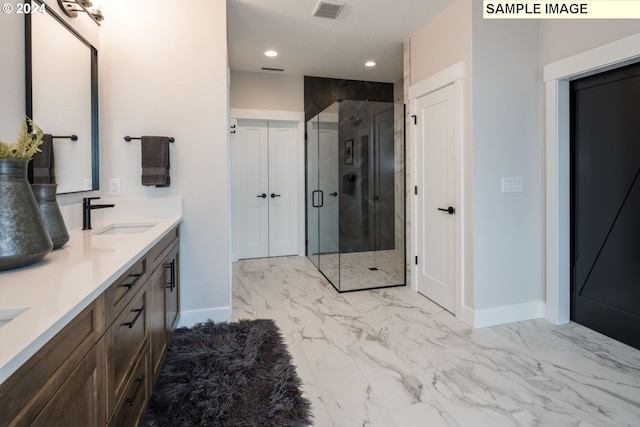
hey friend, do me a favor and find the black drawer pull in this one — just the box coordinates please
[122,307,144,328]
[120,273,143,290]
[125,375,145,407]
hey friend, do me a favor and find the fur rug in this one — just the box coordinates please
[141,319,313,427]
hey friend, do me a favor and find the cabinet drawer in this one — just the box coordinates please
[106,287,148,414]
[108,343,150,427]
[105,256,148,326]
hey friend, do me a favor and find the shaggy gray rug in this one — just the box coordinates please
[141,319,313,427]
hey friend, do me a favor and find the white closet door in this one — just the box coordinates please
[268,122,298,257]
[234,120,269,259]
[415,84,456,313]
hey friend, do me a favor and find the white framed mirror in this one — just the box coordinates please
[26,0,98,194]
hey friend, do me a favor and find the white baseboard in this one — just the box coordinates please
[177,306,231,328]
[463,301,545,329]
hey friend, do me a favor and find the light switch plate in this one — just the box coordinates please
[502,177,523,193]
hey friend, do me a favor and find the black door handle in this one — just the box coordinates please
[329,192,338,196]
[270,193,281,198]
[257,193,267,198]
[438,206,455,215]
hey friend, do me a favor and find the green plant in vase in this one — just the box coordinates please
[0,115,53,271]
[0,116,44,159]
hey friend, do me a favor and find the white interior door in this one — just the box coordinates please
[268,122,298,257]
[233,120,269,259]
[416,84,456,313]
[232,120,299,259]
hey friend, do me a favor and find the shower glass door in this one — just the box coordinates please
[306,100,404,292]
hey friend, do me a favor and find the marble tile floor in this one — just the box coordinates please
[231,256,640,427]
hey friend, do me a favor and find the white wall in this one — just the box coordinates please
[471,3,542,311]
[100,0,230,325]
[540,20,640,65]
[230,71,303,111]
[0,13,25,141]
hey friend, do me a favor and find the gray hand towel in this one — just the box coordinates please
[32,133,55,184]
[141,136,171,187]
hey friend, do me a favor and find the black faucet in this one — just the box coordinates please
[82,197,115,230]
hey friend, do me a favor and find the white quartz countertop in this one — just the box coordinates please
[0,215,182,385]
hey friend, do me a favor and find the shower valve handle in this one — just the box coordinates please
[330,192,338,196]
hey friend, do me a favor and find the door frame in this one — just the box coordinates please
[409,62,465,321]
[543,33,640,325]
[229,108,305,262]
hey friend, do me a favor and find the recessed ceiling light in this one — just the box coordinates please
[265,50,278,57]
[365,61,376,67]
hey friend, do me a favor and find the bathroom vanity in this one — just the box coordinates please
[0,217,181,426]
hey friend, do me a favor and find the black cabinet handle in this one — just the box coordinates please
[122,307,144,328]
[164,261,175,291]
[257,193,267,199]
[120,273,142,290]
[329,192,338,196]
[437,206,456,215]
[270,193,281,198]
[125,375,145,407]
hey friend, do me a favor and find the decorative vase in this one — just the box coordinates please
[0,158,53,271]
[31,183,69,249]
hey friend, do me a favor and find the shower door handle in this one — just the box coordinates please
[312,190,321,207]
[438,206,455,215]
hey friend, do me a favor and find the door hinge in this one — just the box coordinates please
[415,256,418,265]
[414,186,418,195]
[411,115,417,125]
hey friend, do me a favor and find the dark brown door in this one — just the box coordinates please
[571,62,640,349]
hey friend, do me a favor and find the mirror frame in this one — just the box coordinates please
[25,0,99,193]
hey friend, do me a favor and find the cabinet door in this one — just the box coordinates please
[31,340,106,427]
[149,263,167,382]
[164,242,180,337]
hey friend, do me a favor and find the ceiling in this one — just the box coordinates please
[227,0,453,83]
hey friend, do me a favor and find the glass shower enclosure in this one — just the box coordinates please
[306,100,405,292]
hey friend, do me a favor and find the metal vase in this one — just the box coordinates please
[0,158,53,271]
[31,183,69,249]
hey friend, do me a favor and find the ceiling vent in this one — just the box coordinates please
[312,0,344,19]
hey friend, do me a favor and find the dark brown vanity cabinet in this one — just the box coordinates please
[0,226,180,427]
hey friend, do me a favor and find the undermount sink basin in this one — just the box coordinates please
[0,307,29,329]
[92,223,158,236]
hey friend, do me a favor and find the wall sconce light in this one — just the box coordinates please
[57,0,104,25]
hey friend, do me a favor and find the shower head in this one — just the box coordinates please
[351,116,362,126]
